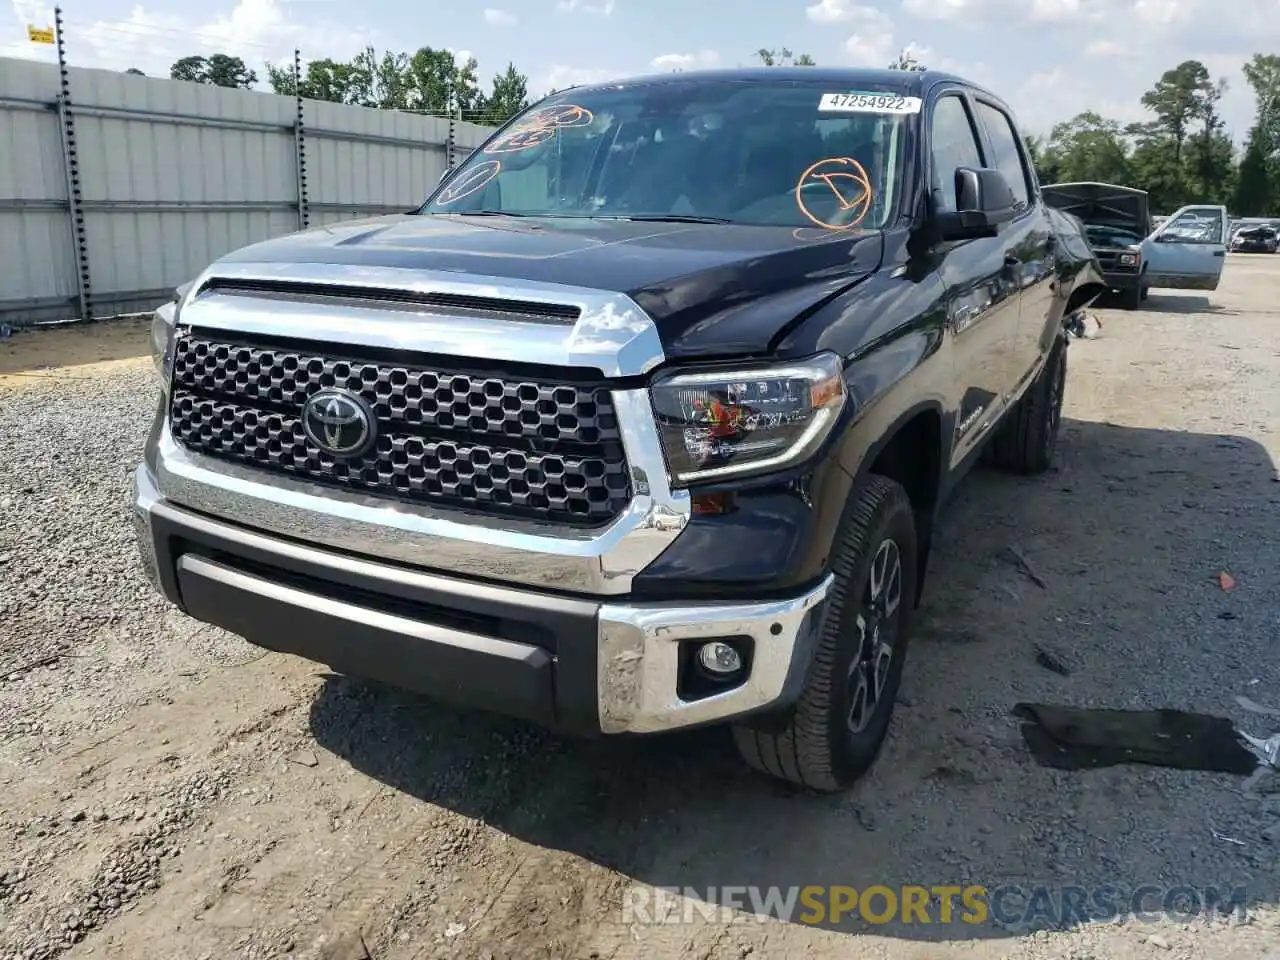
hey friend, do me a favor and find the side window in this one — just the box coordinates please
[975,101,1031,211]
[1159,208,1226,244]
[929,95,984,213]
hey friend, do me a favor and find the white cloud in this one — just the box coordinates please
[900,0,979,20]
[805,0,856,22]
[1134,0,1193,23]
[651,49,720,71]
[1083,39,1132,57]
[2,0,375,80]
[830,4,896,67]
[1028,0,1083,20]
[542,64,618,95]
[555,0,616,14]
[482,8,517,26]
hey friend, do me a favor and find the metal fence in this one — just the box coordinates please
[0,51,493,327]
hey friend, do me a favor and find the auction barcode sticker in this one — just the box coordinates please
[818,92,922,114]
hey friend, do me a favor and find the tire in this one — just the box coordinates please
[987,335,1067,475]
[1122,284,1142,310]
[732,475,918,792]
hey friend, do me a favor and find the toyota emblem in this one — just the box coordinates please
[301,389,376,458]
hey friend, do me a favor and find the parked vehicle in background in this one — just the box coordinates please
[1042,182,1149,309]
[1141,204,1229,291]
[1230,223,1279,253]
[133,67,1105,792]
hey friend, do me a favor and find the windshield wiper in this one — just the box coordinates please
[611,214,734,224]
[448,210,537,218]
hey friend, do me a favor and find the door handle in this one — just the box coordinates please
[1004,255,1021,267]
[1213,250,1225,257]
[1044,234,1057,251]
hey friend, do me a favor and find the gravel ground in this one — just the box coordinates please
[1,257,1279,960]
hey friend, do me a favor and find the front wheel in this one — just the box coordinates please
[732,475,918,792]
[987,336,1068,475]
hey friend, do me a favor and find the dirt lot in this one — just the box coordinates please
[2,256,1279,960]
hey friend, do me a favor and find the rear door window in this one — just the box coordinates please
[974,101,1031,211]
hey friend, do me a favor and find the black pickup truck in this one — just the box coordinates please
[134,68,1104,792]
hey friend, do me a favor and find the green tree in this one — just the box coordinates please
[1125,120,1183,212]
[1042,111,1132,185]
[1242,53,1280,213]
[344,48,414,109]
[406,47,483,113]
[170,54,257,89]
[1139,60,1218,194]
[1023,134,1060,185]
[887,47,926,71]
[267,58,360,102]
[266,47,489,118]
[1234,133,1272,215]
[756,48,815,67]
[1185,74,1233,203]
[478,63,530,125]
[1242,54,1280,150]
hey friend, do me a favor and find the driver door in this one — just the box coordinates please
[1141,204,1228,291]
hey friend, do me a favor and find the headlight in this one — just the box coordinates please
[151,299,181,385]
[1118,253,1138,266]
[649,351,846,485]
[152,282,193,383]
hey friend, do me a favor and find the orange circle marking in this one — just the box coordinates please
[795,157,874,230]
[436,159,501,205]
[524,103,593,129]
[483,125,556,154]
[483,104,594,155]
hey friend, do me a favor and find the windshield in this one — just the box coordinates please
[1083,223,1143,247]
[420,79,911,230]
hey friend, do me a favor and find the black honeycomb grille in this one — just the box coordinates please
[167,331,631,526]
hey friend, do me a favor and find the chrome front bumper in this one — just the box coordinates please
[138,260,832,732]
[133,465,832,734]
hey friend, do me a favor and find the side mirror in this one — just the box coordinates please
[938,167,1018,241]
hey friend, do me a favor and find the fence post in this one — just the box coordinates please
[55,6,92,323]
[292,48,309,230]
[447,106,456,171]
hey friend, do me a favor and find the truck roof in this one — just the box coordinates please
[560,66,994,104]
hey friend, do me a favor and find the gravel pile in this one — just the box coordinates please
[0,365,255,764]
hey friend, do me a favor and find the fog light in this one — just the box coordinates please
[698,641,743,676]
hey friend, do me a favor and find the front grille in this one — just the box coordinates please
[167,330,632,526]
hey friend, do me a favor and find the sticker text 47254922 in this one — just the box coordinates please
[818,92,922,115]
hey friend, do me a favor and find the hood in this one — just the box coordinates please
[1042,182,1151,238]
[214,214,884,360]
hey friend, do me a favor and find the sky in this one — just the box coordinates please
[3,0,1280,142]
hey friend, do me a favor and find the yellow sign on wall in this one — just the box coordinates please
[27,25,55,44]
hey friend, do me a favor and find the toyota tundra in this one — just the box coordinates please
[133,68,1103,792]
